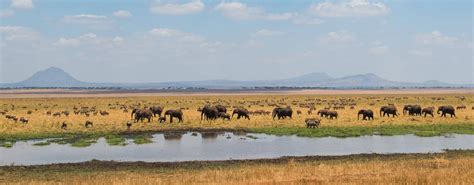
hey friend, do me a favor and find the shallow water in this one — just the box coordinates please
[1,133,473,166]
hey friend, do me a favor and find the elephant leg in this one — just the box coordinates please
[170,117,173,123]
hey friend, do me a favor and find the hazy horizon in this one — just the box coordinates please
[1,0,473,84]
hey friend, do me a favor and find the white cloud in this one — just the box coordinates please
[10,0,33,9]
[252,29,285,37]
[148,28,205,42]
[215,2,295,21]
[54,33,99,47]
[369,41,388,55]
[320,31,356,44]
[0,26,39,41]
[415,31,458,46]
[61,14,110,24]
[310,0,389,17]
[151,0,205,15]
[113,10,132,18]
[0,9,14,18]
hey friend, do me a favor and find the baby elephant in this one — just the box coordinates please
[305,118,321,128]
[218,112,231,121]
[85,121,93,128]
[158,117,166,123]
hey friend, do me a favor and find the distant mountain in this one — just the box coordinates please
[0,67,470,89]
[3,67,89,87]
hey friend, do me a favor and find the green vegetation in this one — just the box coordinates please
[105,134,127,146]
[133,134,153,144]
[249,123,474,138]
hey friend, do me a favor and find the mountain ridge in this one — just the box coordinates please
[1,67,470,89]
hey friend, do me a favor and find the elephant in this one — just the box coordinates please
[380,105,398,117]
[422,107,435,117]
[357,109,374,120]
[218,112,231,121]
[132,109,153,122]
[403,105,422,116]
[437,106,455,118]
[149,106,164,117]
[200,105,219,120]
[317,109,330,118]
[305,118,320,128]
[215,105,227,113]
[232,108,250,120]
[272,106,293,120]
[165,109,183,123]
[326,111,338,119]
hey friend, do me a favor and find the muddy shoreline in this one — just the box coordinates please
[1,150,472,170]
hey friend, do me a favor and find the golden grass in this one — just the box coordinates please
[0,93,473,135]
[3,152,473,184]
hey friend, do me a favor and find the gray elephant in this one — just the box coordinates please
[358,109,374,120]
[218,112,231,121]
[200,105,219,120]
[380,105,398,118]
[422,107,435,117]
[165,109,183,123]
[215,105,227,113]
[403,105,422,116]
[437,105,455,118]
[232,108,250,120]
[326,111,338,119]
[272,106,293,120]
[132,108,153,122]
[149,106,164,117]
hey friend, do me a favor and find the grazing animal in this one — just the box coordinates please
[305,118,320,128]
[403,105,422,116]
[52,112,61,117]
[358,109,374,120]
[200,105,219,120]
[232,108,250,120]
[164,109,183,123]
[272,106,293,120]
[149,106,164,117]
[326,111,338,119]
[126,121,132,130]
[158,117,166,123]
[317,109,329,118]
[422,107,435,117]
[99,110,109,116]
[12,117,18,122]
[85,121,93,128]
[438,106,455,118]
[61,121,67,129]
[19,117,28,123]
[456,105,466,110]
[215,105,227,113]
[218,112,231,121]
[380,105,398,117]
[131,109,153,122]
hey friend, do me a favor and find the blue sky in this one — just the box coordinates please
[0,0,472,84]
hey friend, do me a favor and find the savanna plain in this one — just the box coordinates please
[0,89,473,184]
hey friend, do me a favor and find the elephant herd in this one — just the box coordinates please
[129,103,458,126]
[131,106,183,123]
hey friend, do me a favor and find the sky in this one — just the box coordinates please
[0,0,472,84]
